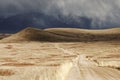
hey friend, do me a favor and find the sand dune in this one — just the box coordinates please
[0,27,120,42]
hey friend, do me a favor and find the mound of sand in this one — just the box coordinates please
[1,27,120,42]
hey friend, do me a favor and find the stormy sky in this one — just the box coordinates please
[0,0,120,32]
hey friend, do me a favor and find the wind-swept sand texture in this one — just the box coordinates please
[0,41,119,80]
[0,27,120,80]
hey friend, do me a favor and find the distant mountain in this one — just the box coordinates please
[0,12,92,33]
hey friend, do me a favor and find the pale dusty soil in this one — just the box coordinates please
[0,41,119,80]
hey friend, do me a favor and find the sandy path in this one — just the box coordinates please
[54,44,120,80]
[67,55,120,80]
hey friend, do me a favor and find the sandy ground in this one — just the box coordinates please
[0,41,120,80]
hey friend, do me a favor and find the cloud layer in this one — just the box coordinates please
[0,0,120,29]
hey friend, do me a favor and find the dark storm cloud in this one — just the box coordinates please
[0,0,46,15]
[0,0,120,29]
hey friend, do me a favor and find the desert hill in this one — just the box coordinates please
[0,27,120,42]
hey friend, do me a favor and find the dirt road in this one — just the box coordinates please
[67,55,120,80]
[54,43,120,80]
